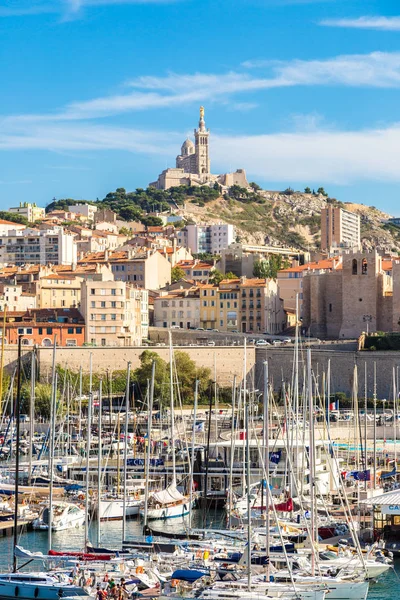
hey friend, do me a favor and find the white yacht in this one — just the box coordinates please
[0,572,90,599]
[32,502,85,532]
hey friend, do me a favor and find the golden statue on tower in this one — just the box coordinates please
[200,106,205,120]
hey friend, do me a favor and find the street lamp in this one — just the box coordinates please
[363,315,372,335]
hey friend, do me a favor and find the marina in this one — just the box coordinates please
[0,333,398,600]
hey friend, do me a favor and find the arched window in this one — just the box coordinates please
[21,338,31,346]
[42,338,52,347]
[362,258,368,275]
[352,259,358,275]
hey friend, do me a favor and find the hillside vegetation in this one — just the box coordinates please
[49,185,397,252]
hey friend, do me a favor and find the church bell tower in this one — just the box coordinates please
[194,106,210,176]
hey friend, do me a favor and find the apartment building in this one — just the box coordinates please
[80,279,148,346]
[0,220,26,234]
[176,259,214,282]
[1,308,85,347]
[68,203,98,221]
[79,249,171,290]
[239,278,285,334]
[154,287,200,329]
[38,274,82,309]
[320,206,361,251]
[0,283,36,312]
[178,223,234,255]
[0,227,77,266]
[8,202,45,223]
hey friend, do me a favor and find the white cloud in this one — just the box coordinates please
[3,118,400,185]
[320,16,400,31]
[23,52,397,121]
[212,125,400,184]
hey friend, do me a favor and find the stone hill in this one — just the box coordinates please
[174,190,398,252]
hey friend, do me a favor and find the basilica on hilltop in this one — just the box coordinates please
[149,107,249,190]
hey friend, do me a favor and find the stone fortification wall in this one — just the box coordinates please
[37,346,255,388]
[255,347,400,399]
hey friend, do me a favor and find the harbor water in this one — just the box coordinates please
[0,509,396,599]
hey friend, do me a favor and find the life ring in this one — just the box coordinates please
[85,578,92,587]
[171,580,179,587]
[15,587,19,597]
[136,566,145,574]
[34,587,39,598]
[196,550,202,559]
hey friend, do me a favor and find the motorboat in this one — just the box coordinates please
[0,572,90,599]
[32,501,85,531]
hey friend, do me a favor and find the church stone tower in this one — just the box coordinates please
[194,106,210,176]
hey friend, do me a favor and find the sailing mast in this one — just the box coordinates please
[228,375,236,530]
[263,360,270,581]
[84,353,93,549]
[97,379,102,547]
[48,336,57,552]
[28,348,35,486]
[12,335,22,574]
[143,361,155,530]
[307,349,316,577]
[189,379,199,534]
[373,362,377,490]
[169,331,176,487]
[0,304,7,421]
[122,362,131,543]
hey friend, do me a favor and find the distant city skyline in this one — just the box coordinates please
[1,0,400,213]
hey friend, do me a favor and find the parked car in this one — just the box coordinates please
[256,339,270,346]
[272,339,283,346]
[170,324,180,329]
[208,341,216,346]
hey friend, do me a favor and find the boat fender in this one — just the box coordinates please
[58,589,64,598]
[15,587,19,597]
[156,504,160,510]
[34,587,40,598]
[183,505,187,512]
[162,511,166,519]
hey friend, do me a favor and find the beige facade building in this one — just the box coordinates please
[199,277,285,333]
[38,274,82,309]
[320,206,361,251]
[154,287,200,329]
[78,249,172,290]
[8,202,45,223]
[220,243,306,278]
[80,279,148,346]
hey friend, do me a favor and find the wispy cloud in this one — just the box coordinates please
[0,0,182,18]
[320,16,400,31]
[2,119,400,186]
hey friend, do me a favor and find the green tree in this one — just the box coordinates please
[253,255,290,280]
[134,351,169,405]
[171,266,186,283]
[119,226,132,236]
[142,216,164,227]
[304,187,312,194]
[0,212,29,226]
[225,272,238,279]
[173,351,211,401]
[317,187,328,197]
[250,182,261,192]
[253,259,271,279]
[209,269,225,286]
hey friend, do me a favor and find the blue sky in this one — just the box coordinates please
[1,0,400,213]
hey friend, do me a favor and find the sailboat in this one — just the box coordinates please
[140,332,193,521]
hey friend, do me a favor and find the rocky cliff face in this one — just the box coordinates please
[175,191,397,251]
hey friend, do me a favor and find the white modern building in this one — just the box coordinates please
[178,223,234,255]
[0,227,77,266]
[68,203,98,221]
